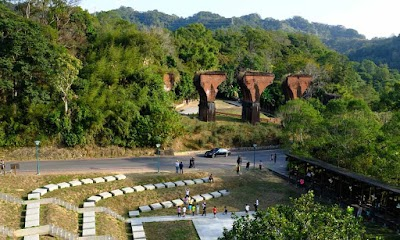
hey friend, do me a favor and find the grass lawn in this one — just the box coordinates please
[143,221,199,240]
[0,200,22,229]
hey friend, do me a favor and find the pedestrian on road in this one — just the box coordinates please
[254,199,259,212]
[177,206,181,217]
[179,161,184,174]
[224,206,228,215]
[196,203,200,215]
[188,203,192,215]
[236,164,240,176]
[259,159,263,170]
[274,153,277,164]
[270,154,274,162]
[237,155,242,166]
[213,206,217,218]
[245,204,250,214]
[183,205,187,217]
[202,201,207,216]
[246,161,250,170]
[175,160,179,173]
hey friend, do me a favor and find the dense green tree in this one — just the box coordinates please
[220,191,365,240]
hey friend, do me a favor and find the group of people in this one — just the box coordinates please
[175,157,196,174]
[245,199,259,214]
[177,188,218,218]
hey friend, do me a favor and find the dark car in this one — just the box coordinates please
[204,148,231,158]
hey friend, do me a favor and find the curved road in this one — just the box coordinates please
[10,149,287,174]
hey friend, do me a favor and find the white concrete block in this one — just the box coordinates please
[27,193,40,200]
[43,184,59,192]
[82,228,96,236]
[131,225,144,232]
[201,193,213,200]
[164,182,176,188]
[26,208,40,216]
[143,184,155,190]
[160,201,174,208]
[93,177,105,183]
[32,188,47,196]
[219,189,230,196]
[25,219,39,228]
[193,179,204,184]
[121,187,134,194]
[191,195,204,203]
[111,189,124,196]
[82,222,95,229]
[201,177,210,183]
[25,213,40,221]
[83,202,96,208]
[114,174,126,180]
[138,205,151,212]
[26,203,40,209]
[133,185,145,192]
[174,181,185,187]
[87,196,102,203]
[81,178,94,184]
[69,180,82,186]
[99,192,112,199]
[104,176,116,182]
[133,231,146,239]
[154,183,166,189]
[83,212,95,218]
[83,216,95,223]
[23,235,39,240]
[129,210,140,217]
[150,203,163,210]
[57,182,71,189]
[183,180,195,185]
[210,191,222,198]
[171,199,184,206]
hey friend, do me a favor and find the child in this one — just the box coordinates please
[182,205,187,217]
[192,204,196,216]
[177,206,181,217]
[213,206,217,218]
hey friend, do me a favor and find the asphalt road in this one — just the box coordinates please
[9,149,287,174]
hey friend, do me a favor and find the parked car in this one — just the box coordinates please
[204,148,231,158]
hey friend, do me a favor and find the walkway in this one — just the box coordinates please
[130,211,254,240]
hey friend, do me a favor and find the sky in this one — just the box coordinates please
[78,0,399,39]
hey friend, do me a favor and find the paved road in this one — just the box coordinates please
[10,149,287,174]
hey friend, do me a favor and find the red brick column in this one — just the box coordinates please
[194,72,226,122]
[283,74,313,100]
[238,71,274,124]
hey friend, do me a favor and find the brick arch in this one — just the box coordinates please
[283,74,313,100]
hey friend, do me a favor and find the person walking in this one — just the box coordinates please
[236,164,240,176]
[177,206,181,217]
[237,155,242,166]
[254,199,259,212]
[202,201,207,216]
[179,161,184,174]
[192,204,196,216]
[259,159,263,170]
[175,160,179,173]
[246,161,250,170]
[182,205,187,217]
[274,153,277,164]
[196,203,200,215]
[245,204,250,214]
[213,206,217,218]
[224,206,228,215]
[185,188,190,197]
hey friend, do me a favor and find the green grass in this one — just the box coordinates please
[143,221,199,240]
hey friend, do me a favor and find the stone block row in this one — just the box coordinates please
[28,174,127,199]
[24,203,40,228]
[131,222,146,240]
[23,235,39,240]
[135,189,229,214]
[81,211,96,237]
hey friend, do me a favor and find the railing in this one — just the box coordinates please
[50,198,79,211]
[0,225,15,237]
[98,207,126,222]
[49,224,79,240]
[0,192,24,204]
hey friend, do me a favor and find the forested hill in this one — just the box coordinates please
[107,6,366,52]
